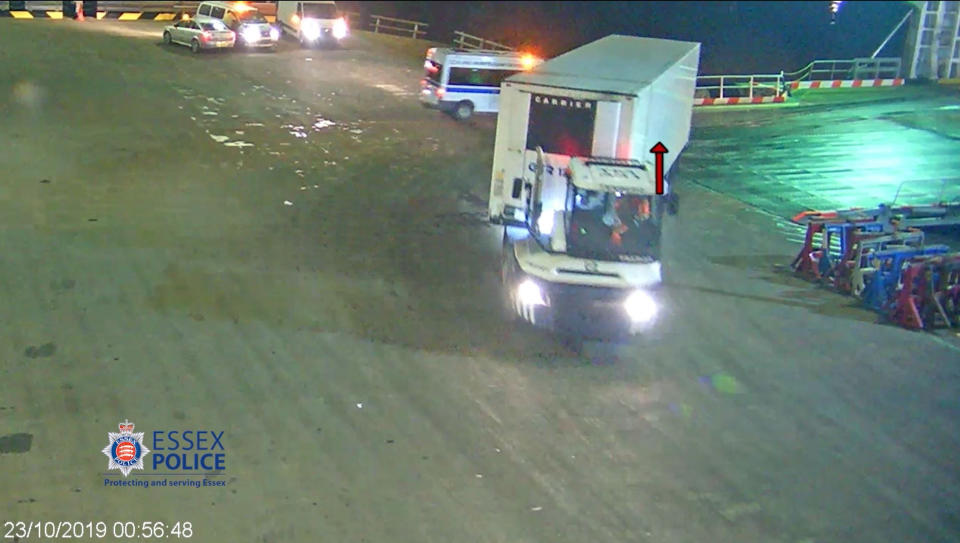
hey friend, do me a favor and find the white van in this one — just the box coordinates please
[195,1,279,50]
[419,48,542,120]
[276,1,349,48]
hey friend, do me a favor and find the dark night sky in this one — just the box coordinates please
[339,1,911,74]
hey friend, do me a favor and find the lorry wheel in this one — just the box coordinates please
[501,285,518,322]
[452,101,474,121]
[500,262,519,322]
[500,235,521,322]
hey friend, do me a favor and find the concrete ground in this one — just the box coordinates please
[1,19,959,543]
[686,85,960,219]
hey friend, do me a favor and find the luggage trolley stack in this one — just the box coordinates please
[790,201,960,331]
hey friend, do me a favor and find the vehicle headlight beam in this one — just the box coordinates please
[624,290,657,323]
[332,17,348,40]
[241,26,260,43]
[302,19,321,41]
[517,279,546,306]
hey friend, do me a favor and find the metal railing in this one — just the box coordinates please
[694,73,785,100]
[369,14,428,40]
[784,57,902,82]
[452,30,514,51]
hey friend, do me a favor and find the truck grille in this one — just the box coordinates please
[555,268,620,279]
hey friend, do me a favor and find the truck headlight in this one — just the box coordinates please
[624,290,657,323]
[333,17,348,40]
[517,279,546,306]
[302,19,321,40]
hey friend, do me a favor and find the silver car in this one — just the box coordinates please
[162,19,236,54]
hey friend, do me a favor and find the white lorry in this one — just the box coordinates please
[489,35,700,342]
[276,1,348,48]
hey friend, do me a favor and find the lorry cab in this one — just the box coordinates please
[420,48,541,120]
[500,155,674,339]
[535,158,669,265]
[276,1,348,48]
[487,35,700,343]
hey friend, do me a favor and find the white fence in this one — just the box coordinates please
[369,14,428,40]
[783,57,902,82]
[452,30,513,51]
[695,73,785,101]
[694,57,906,106]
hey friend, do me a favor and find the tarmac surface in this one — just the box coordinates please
[1,19,959,543]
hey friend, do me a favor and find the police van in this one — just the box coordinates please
[420,48,541,121]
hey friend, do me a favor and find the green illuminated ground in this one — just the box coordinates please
[686,85,960,217]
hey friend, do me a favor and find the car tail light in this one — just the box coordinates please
[202,31,211,41]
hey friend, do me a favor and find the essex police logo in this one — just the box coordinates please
[101,419,150,477]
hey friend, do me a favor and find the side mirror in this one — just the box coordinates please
[666,193,679,216]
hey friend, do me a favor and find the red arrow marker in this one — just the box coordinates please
[649,142,668,195]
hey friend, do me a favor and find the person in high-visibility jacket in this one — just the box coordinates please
[611,195,658,258]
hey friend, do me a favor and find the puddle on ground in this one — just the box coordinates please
[24,342,56,358]
[0,433,33,454]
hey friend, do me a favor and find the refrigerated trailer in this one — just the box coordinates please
[488,35,700,342]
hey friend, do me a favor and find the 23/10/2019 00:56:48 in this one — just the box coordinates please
[3,521,195,539]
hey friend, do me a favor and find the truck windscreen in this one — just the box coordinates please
[526,93,595,157]
[303,3,337,18]
[565,190,662,262]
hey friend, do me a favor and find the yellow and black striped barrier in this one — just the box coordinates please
[0,2,276,21]
[0,9,276,21]
[0,9,184,19]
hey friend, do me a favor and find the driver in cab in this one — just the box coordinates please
[569,191,657,257]
[568,191,611,253]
